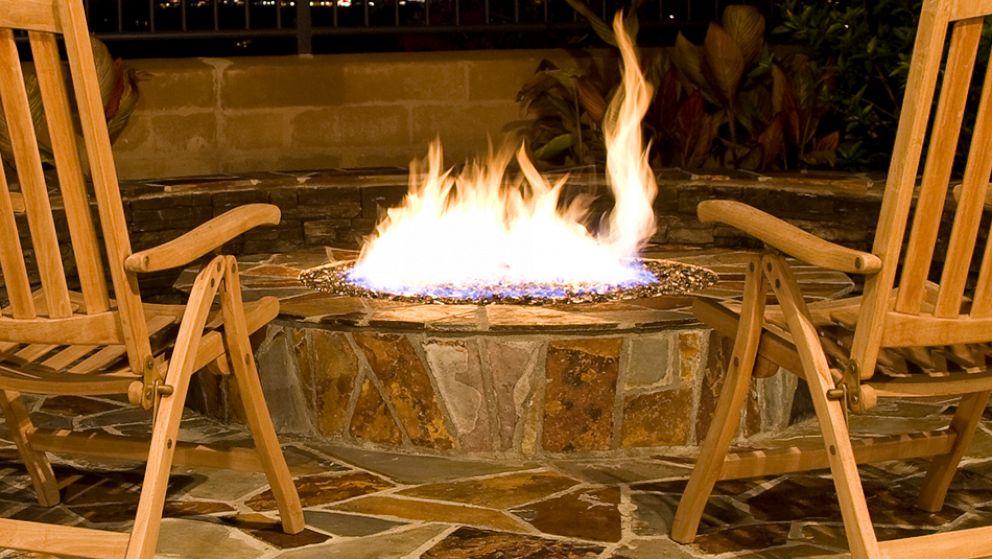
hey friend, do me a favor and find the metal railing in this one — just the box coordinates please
[83,0,732,55]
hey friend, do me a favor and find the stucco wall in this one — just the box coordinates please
[112,49,601,180]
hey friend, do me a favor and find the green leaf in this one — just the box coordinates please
[673,33,707,90]
[534,133,576,161]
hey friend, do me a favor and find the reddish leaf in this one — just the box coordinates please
[688,111,723,169]
[653,64,681,129]
[702,23,745,107]
[814,131,840,152]
[756,116,785,170]
[576,77,607,124]
[675,90,706,145]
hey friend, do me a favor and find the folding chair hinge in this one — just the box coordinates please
[826,361,865,421]
[843,360,866,413]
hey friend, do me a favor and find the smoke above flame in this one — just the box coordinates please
[346,14,658,301]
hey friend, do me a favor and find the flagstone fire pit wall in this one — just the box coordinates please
[176,244,852,458]
[205,310,798,457]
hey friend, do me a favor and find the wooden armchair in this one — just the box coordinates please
[672,1,992,557]
[0,1,302,557]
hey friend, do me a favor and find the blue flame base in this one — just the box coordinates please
[299,258,718,306]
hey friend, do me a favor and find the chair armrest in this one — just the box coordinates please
[697,200,882,274]
[124,204,281,273]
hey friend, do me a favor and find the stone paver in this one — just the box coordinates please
[0,395,991,559]
[396,470,578,509]
[273,524,449,559]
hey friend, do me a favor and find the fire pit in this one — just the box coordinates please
[176,17,852,458]
[177,246,854,457]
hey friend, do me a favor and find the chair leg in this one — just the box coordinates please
[0,390,60,507]
[220,257,304,534]
[917,390,991,512]
[126,257,228,559]
[124,383,188,559]
[765,255,880,559]
[672,256,766,544]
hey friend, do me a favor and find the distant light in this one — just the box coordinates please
[668,14,675,19]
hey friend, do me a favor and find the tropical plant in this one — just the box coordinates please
[0,36,139,177]
[775,0,992,173]
[513,53,615,165]
[650,6,838,169]
[514,3,840,171]
[773,0,922,170]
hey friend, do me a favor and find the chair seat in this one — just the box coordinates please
[0,293,279,396]
[695,294,992,402]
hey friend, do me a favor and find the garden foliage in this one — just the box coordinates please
[518,0,992,172]
[775,0,991,172]
[515,2,839,171]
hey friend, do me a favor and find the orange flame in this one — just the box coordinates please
[348,14,657,300]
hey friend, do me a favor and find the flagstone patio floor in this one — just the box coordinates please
[1,394,991,558]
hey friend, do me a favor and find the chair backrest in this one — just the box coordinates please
[852,0,992,378]
[0,0,152,375]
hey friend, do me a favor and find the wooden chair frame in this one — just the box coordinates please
[0,1,303,557]
[672,1,992,557]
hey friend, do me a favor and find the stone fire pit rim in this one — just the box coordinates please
[298,257,719,306]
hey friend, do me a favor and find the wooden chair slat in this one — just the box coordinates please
[0,312,122,346]
[13,344,57,365]
[969,219,992,316]
[850,1,951,378]
[935,43,992,317]
[873,370,992,397]
[0,159,35,319]
[29,31,110,315]
[41,344,98,371]
[56,1,153,375]
[951,0,992,21]
[883,314,992,347]
[0,0,58,32]
[719,430,956,481]
[68,345,126,375]
[67,315,175,375]
[0,29,71,319]
[896,19,983,314]
[0,366,135,396]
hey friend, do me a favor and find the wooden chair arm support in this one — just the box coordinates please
[697,200,882,275]
[124,204,281,274]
